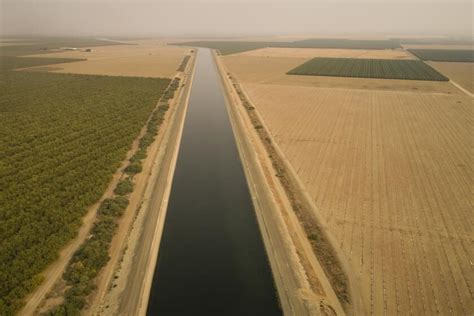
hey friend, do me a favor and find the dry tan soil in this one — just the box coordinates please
[223,54,462,94]
[428,61,474,94]
[223,50,474,315]
[24,40,190,78]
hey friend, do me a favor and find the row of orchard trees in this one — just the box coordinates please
[45,76,181,315]
[0,70,170,314]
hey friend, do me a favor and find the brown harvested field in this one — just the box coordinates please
[223,55,462,94]
[235,47,413,59]
[223,55,474,314]
[428,61,474,93]
[23,40,190,78]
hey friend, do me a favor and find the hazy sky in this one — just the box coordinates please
[1,0,472,38]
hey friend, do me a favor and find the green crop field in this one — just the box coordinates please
[0,53,169,313]
[408,49,474,62]
[287,57,448,81]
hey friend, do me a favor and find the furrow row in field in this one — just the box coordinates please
[242,82,473,315]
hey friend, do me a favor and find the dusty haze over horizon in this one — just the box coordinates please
[1,0,472,38]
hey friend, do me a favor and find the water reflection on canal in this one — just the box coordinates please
[146,49,281,315]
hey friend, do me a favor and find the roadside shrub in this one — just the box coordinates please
[98,197,129,217]
[177,55,190,72]
[124,162,142,174]
[130,149,147,164]
[114,177,134,196]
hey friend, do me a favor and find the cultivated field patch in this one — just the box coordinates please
[287,58,448,81]
[223,55,461,94]
[398,37,473,46]
[408,49,474,62]
[403,44,474,50]
[0,55,84,71]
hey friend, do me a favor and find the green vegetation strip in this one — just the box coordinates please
[173,39,401,55]
[287,57,448,81]
[45,77,181,315]
[408,49,474,62]
[0,68,170,314]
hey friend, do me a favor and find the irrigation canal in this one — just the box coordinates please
[146,48,281,315]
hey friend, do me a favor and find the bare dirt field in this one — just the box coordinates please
[428,61,474,93]
[223,54,473,315]
[235,47,413,59]
[24,40,190,78]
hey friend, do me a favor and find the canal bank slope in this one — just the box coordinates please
[94,50,196,315]
[146,48,280,315]
[214,50,348,315]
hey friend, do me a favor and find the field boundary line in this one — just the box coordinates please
[449,80,473,97]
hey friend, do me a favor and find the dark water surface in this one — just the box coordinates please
[146,49,281,315]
